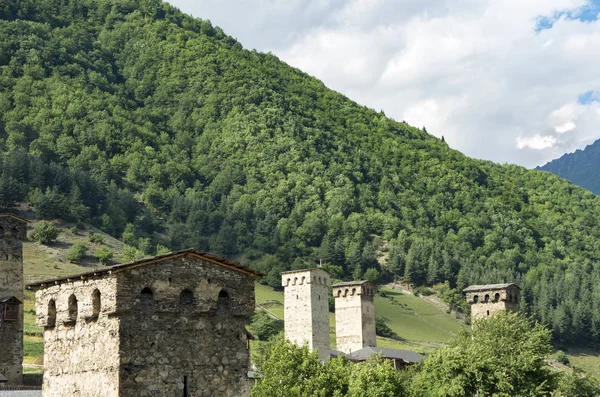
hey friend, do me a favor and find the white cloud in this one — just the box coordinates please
[516,135,557,150]
[168,0,600,168]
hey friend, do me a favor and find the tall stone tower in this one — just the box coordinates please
[281,268,331,362]
[332,280,376,354]
[463,283,520,323]
[0,214,28,384]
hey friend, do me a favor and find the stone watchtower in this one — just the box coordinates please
[0,214,28,384]
[463,283,520,322]
[282,268,331,362]
[332,280,376,354]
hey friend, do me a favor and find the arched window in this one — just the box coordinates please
[47,299,56,327]
[487,310,490,316]
[344,289,349,297]
[484,294,489,303]
[473,295,479,303]
[180,289,194,306]
[337,290,342,297]
[293,277,298,285]
[352,288,356,295]
[301,276,305,284]
[68,294,78,323]
[140,287,154,302]
[218,290,229,311]
[91,289,101,319]
[494,293,500,302]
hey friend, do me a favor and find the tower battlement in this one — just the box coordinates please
[463,283,520,322]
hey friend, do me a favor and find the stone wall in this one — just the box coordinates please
[116,256,254,397]
[333,282,376,354]
[466,285,520,322]
[282,269,330,362]
[33,254,256,397]
[0,215,27,385]
[35,278,120,396]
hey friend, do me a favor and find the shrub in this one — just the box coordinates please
[249,310,282,340]
[88,232,103,244]
[66,242,88,263]
[375,315,397,338]
[32,221,60,244]
[95,246,113,264]
[554,350,570,365]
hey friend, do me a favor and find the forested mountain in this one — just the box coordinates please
[3,0,600,345]
[538,139,600,195]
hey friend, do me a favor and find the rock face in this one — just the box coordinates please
[0,214,27,385]
[463,283,520,322]
[281,268,330,362]
[332,280,376,354]
[30,250,261,397]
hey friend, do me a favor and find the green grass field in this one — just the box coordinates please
[255,283,465,353]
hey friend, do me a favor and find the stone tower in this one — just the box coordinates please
[281,268,330,362]
[332,280,376,354]
[0,214,28,384]
[463,283,520,322]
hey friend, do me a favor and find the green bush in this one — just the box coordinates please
[66,242,88,263]
[375,315,397,338]
[249,310,282,341]
[554,350,570,365]
[95,246,113,264]
[88,232,104,244]
[32,221,60,244]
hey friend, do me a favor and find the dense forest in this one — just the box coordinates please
[3,0,600,345]
[539,139,600,195]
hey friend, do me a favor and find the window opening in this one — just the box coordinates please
[473,295,479,303]
[91,289,101,319]
[47,299,56,327]
[180,289,194,306]
[484,294,489,303]
[68,294,78,323]
[494,293,500,302]
[183,376,189,397]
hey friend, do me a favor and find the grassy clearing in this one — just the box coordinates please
[565,346,600,378]
[255,282,465,353]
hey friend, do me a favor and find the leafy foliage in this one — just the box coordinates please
[2,0,600,344]
[249,310,282,341]
[251,337,406,397]
[66,241,87,263]
[410,312,556,396]
[94,246,113,264]
[32,221,59,244]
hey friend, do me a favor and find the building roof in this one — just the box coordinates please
[0,296,22,304]
[341,346,424,364]
[332,280,375,288]
[0,213,29,223]
[280,267,330,276]
[462,283,520,293]
[27,249,263,290]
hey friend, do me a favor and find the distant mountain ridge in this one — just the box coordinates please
[538,139,600,195]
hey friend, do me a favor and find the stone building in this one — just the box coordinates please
[0,213,28,385]
[332,280,376,354]
[281,268,330,362]
[463,283,520,322]
[27,249,262,397]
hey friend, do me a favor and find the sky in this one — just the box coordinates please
[167,0,600,168]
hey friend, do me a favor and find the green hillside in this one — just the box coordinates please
[3,0,600,346]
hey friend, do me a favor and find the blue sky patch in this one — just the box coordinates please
[578,90,600,104]
[536,0,600,32]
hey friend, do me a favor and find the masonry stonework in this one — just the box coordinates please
[282,268,330,362]
[332,280,376,354]
[30,250,260,397]
[463,283,520,322]
[0,214,27,385]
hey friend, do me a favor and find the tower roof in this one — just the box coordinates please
[0,213,29,223]
[462,283,520,293]
[332,280,375,288]
[280,267,330,276]
[27,249,263,290]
